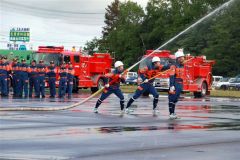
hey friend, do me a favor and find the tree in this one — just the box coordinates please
[84,37,100,54]
[102,0,120,37]
[85,0,239,76]
[101,1,145,68]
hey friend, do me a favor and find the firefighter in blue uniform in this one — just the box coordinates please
[29,60,39,98]
[58,63,68,98]
[0,56,10,97]
[6,57,11,95]
[67,63,75,99]
[11,58,19,97]
[125,56,166,115]
[93,61,126,113]
[168,49,185,119]
[47,61,57,98]
[37,60,46,98]
[14,59,22,97]
[0,56,2,94]
[19,59,29,98]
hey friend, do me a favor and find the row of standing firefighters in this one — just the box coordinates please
[94,49,186,119]
[0,56,75,98]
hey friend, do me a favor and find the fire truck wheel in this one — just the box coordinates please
[91,87,98,93]
[194,82,207,98]
[97,78,105,89]
[91,78,104,93]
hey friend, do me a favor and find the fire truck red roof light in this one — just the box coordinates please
[38,46,64,52]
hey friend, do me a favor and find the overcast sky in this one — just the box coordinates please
[0,0,148,50]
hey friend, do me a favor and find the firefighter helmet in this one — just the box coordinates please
[152,56,161,63]
[175,49,184,58]
[114,61,124,68]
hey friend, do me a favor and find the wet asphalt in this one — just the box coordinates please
[0,93,240,160]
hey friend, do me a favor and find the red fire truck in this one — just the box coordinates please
[139,50,215,98]
[32,46,113,93]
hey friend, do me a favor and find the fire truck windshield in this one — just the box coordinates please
[32,52,61,66]
[139,57,173,69]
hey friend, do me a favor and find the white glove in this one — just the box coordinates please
[105,84,110,88]
[170,86,175,92]
[144,79,149,83]
[119,74,122,78]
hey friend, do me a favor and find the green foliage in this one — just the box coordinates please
[83,37,100,54]
[102,0,120,37]
[101,0,145,68]
[85,0,239,76]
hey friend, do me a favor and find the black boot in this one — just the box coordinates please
[95,99,102,109]
[126,98,134,108]
[120,99,124,110]
[169,102,175,114]
[153,97,159,110]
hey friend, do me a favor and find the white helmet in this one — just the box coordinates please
[175,49,184,58]
[152,56,161,63]
[114,61,124,68]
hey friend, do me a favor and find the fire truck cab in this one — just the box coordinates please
[139,50,215,98]
[32,46,113,93]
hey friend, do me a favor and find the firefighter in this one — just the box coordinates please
[47,61,57,98]
[5,57,11,95]
[18,59,29,98]
[67,63,75,99]
[4,56,11,95]
[37,60,46,98]
[125,57,166,115]
[29,60,39,98]
[0,56,10,97]
[93,61,126,114]
[11,58,19,97]
[168,49,185,119]
[58,63,68,98]
[0,56,2,95]
[13,58,22,97]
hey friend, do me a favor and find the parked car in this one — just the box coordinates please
[125,72,138,85]
[228,78,240,90]
[212,76,223,89]
[215,78,235,90]
[153,78,170,91]
[235,84,240,90]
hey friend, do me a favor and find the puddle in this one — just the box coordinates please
[35,120,240,138]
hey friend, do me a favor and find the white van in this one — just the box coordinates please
[212,76,223,88]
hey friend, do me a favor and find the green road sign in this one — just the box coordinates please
[9,28,30,42]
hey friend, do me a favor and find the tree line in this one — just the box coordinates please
[84,0,240,76]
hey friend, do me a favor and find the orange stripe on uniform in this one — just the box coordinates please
[169,65,176,76]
